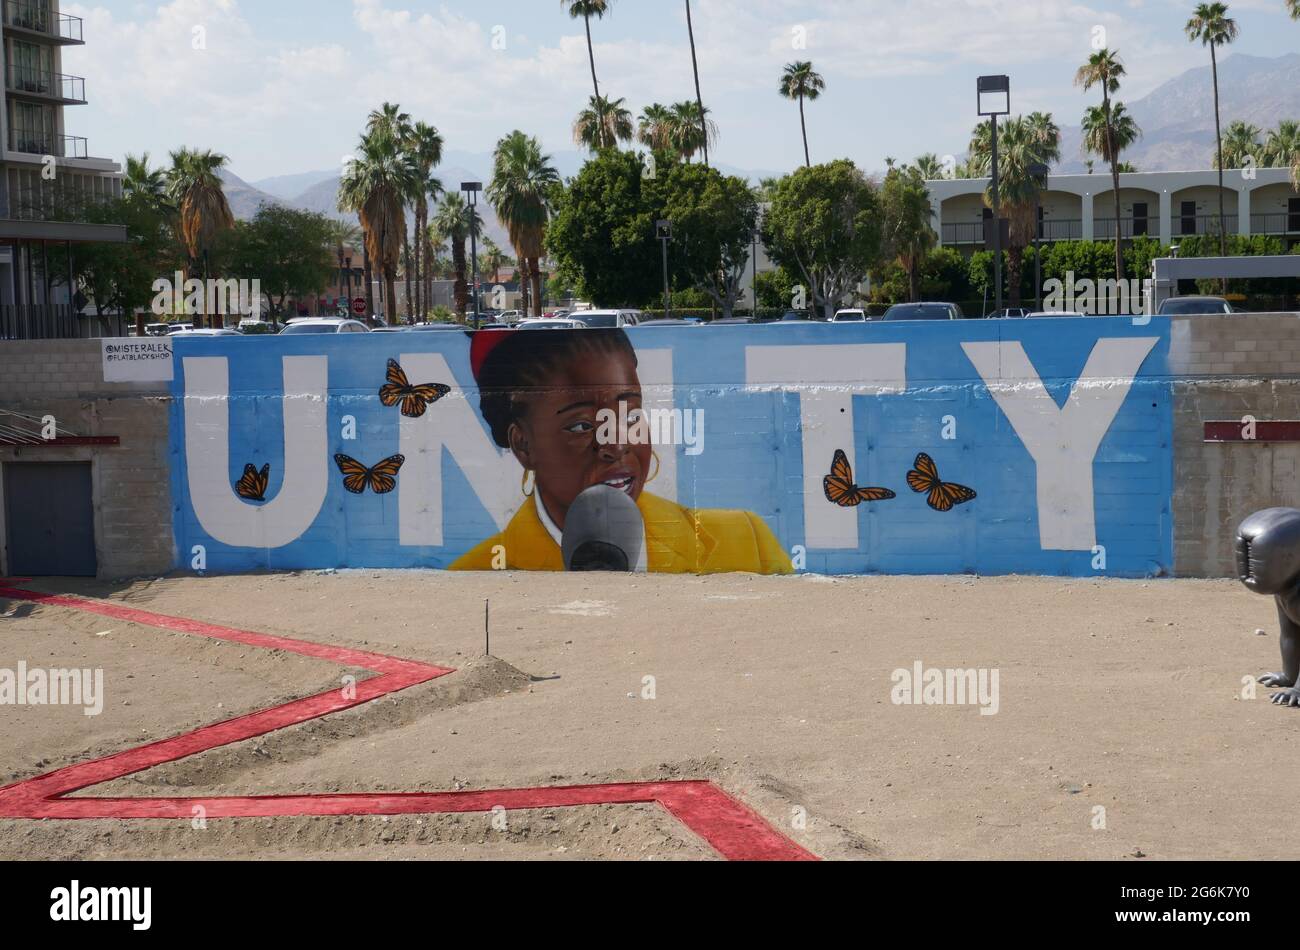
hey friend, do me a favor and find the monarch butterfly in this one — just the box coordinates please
[907,453,977,513]
[235,463,270,502]
[823,449,896,507]
[379,359,451,418]
[334,454,405,495]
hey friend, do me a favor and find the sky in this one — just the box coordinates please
[62,0,1300,184]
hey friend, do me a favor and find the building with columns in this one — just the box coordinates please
[926,167,1299,253]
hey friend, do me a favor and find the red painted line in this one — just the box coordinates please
[1205,420,1300,443]
[0,585,815,861]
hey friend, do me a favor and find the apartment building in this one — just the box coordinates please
[927,167,1300,253]
[0,0,124,339]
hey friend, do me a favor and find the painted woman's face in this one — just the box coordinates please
[507,349,653,531]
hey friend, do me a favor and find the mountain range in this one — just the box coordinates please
[217,51,1300,234]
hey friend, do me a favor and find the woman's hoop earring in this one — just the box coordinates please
[522,469,535,497]
[648,451,661,484]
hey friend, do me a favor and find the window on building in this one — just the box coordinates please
[1132,202,1149,237]
[1289,198,1300,235]
[1180,201,1197,235]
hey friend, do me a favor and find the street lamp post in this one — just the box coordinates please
[750,213,765,321]
[978,75,1011,316]
[462,181,482,326]
[344,255,353,315]
[1029,162,1050,311]
[657,219,673,319]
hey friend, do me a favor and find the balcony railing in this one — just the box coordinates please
[0,304,78,342]
[2,2,83,42]
[1250,212,1300,236]
[6,65,86,103]
[1174,214,1240,237]
[1094,217,1158,240]
[7,129,87,158]
[942,218,1083,244]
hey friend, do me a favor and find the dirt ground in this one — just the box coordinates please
[0,570,1293,861]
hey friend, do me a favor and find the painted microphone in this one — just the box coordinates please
[562,484,645,572]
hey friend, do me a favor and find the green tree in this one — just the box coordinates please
[879,164,937,302]
[656,163,758,317]
[338,124,416,323]
[166,147,235,327]
[489,130,561,317]
[75,196,178,334]
[1219,120,1263,169]
[547,149,661,306]
[1263,120,1300,189]
[431,193,483,317]
[1186,2,1239,261]
[778,62,825,168]
[220,205,335,316]
[762,160,883,320]
[754,266,798,310]
[666,100,718,163]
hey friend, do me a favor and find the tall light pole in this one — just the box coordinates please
[1029,162,1050,311]
[657,219,673,318]
[750,211,765,321]
[978,75,1011,316]
[462,181,482,326]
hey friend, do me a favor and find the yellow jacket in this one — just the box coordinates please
[450,491,793,575]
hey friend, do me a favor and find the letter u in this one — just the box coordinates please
[182,356,329,548]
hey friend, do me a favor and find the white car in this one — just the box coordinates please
[279,318,370,335]
[517,319,588,331]
[1025,310,1088,319]
[831,309,869,323]
[169,328,242,337]
[572,309,642,329]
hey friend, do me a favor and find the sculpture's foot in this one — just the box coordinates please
[1259,672,1297,688]
[1269,687,1300,707]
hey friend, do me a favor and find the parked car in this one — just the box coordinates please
[572,309,642,329]
[989,307,1033,319]
[169,328,242,337]
[882,302,963,321]
[408,323,466,332]
[165,323,194,334]
[831,309,870,323]
[1025,310,1088,318]
[476,322,515,331]
[145,323,172,337]
[633,318,700,328]
[777,310,814,322]
[279,318,370,334]
[518,318,588,330]
[1157,296,1234,316]
[497,310,525,323]
[709,317,753,325]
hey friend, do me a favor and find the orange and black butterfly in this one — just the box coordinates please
[823,449,896,508]
[334,454,405,495]
[907,453,977,512]
[235,463,270,502]
[379,359,451,418]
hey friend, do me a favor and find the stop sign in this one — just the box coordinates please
[351,297,367,316]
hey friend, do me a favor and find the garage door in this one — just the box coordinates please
[3,462,97,576]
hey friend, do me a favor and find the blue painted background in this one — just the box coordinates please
[169,318,1173,577]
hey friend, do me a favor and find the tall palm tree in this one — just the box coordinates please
[1264,120,1300,189]
[779,62,825,168]
[966,116,1060,306]
[1219,120,1263,169]
[913,153,949,180]
[563,0,614,102]
[1186,2,1238,260]
[1075,48,1128,281]
[1289,0,1299,19]
[573,94,633,151]
[407,121,444,321]
[431,194,483,318]
[638,103,675,151]
[489,131,561,318]
[166,148,235,328]
[124,153,170,209]
[683,0,710,167]
[338,128,416,325]
[667,100,718,163]
[1026,112,1063,161]
[1081,103,1141,242]
[367,102,411,139]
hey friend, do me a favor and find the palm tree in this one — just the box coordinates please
[1289,0,1299,19]
[1264,120,1300,189]
[489,131,561,318]
[779,61,825,168]
[1075,48,1128,281]
[1081,103,1141,243]
[431,193,483,318]
[563,1,614,102]
[683,0,710,167]
[667,100,718,163]
[573,94,633,151]
[1219,120,1263,169]
[966,116,1060,306]
[407,121,444,321]
[367,102,411,139]
[166,148,235,328]
[123,153,169,209]
[913,153,949,180]
[1186,2,1238,261]
[638,103,675,150]
[338,128,416,325]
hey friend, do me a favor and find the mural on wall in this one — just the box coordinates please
[170,319,1172,577]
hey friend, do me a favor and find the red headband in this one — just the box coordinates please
[470,329,513,383]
